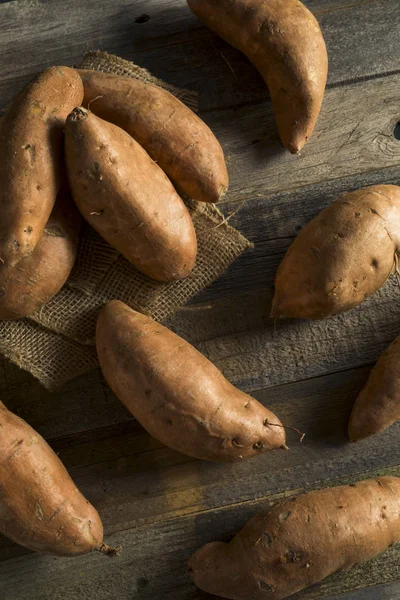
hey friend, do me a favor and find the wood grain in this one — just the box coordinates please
[1,0,400,598]
[1,468,400,599]
[0,0,400,113]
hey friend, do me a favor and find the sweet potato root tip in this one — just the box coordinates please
[68,106,89,122]
[98,543,122,557]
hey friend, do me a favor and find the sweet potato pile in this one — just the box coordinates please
[1,3,400,597]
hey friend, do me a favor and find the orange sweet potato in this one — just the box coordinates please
[0,401,116,557]
[187,0,328,153]
[271,185,400,319]
[65,108,197,282]
[96,300,286,462]
[0,186,81,320]
[78,69,228,203]
[349,336,400,441]
[0,67,83,267]
[189,477,400,599]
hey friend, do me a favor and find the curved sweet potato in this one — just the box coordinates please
[65,108,197,282]
[189,477,400,599]
[271,185,400,319]
[0,401,109,557]
[96,300,285,462]
[187,0,328,153]
[0,67,83,267]
[78,70,228,203]
[349,336,400,441]
[0,186,81,320]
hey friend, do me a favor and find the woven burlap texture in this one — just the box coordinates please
[0,51,252,391]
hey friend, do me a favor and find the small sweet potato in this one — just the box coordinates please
[96,300,285,462]
[187,0,328,153]
[271,185,400,319]
[0,401,116,557]
[65,108,197,282]
[349,336,400,441]
[78,69,229,203]
[189,477,400,599]
[0,67,83,267]
[0,186,81,320]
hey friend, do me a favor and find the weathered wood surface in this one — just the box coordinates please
[1,0,400,598]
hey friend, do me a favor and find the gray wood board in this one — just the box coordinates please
[0,0,400,113]
[1,0,400,598]
[2,468,400,599]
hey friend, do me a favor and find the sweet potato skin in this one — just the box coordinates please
[189,477,400,600]
[0,186,81,320]
[96,300,285,462]
[65,108,197,282]
[78,70,228,203]
[271,185,400,319]
[0,401,103,556]
[187,0,328,153]
[349,336,400,441]
[0,67,83,268]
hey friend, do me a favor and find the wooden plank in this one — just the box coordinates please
[2,364,400,561]
[325,581,400,600]
[209,73,400,202]
[0,0,399,113]
[1,468,400,599]
[0,362,132,439]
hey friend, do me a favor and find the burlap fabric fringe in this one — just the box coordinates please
[0,51,252,391]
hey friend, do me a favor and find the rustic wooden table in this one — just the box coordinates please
[1,0,400,598]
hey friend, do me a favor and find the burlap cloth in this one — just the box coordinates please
[0,51,252,391]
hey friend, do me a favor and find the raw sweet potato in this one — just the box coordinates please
[189,477,400,599]
[187,0,328,153]
[0,186,81,320]
[65,108,197,282]
[96,300,285,462]
[0,67,83,267]
[0,401,116,557]
[271,185,400,319]
[78,69,228,203]
[349,336,400,441]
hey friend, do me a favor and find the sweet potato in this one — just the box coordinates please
[78,69,228,203]
[189,477,400,599]
[0,186,81,320]
[0,401,116,557]
[96,300,285,462]
[349,336,400,441]
[271,185,400,319]
[187,0,328,153]
[65,108,197,282]
[0,67,83,267]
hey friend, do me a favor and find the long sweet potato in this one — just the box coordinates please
[65,108,197,282]
[271,185,400,319]
[96,300,285,462]
[0,186,81,320]
[0,401,116,557]
[78,69,229,203]
[189,477,400,599]
[0,67,83,267]
[187,0,328,153]
[349,336,400,441]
